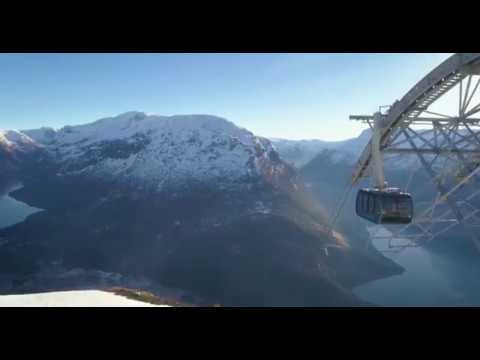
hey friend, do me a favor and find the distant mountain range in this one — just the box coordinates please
[0,113,402,306]
[270,129,372,167]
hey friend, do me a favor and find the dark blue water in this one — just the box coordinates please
[353,226,475,306]
[0,184,42,229]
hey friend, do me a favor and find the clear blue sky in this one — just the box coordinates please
[0,53,451,141]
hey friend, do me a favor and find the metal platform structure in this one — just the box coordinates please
[350,53,480,252]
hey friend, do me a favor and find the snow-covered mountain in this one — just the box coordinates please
[0,129,42,153]
[14,112,289,194]
[0,129,47,189]
[22,127,56,145]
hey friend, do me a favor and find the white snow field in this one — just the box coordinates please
[0,290,170,307]
[17,112,281,192]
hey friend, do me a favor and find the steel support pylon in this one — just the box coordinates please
[350,54,480,252]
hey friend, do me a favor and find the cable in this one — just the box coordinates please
[328,178,355,236]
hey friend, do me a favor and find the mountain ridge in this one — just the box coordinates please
[16,112,291,195]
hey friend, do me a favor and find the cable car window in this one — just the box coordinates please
[383,197,397,212]
[368,195,374,212]
[397,197,412,214]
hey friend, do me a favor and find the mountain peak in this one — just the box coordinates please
[0,129,38,151]
[96,111,147,124]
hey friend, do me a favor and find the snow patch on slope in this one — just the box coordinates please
[0,290,169,307]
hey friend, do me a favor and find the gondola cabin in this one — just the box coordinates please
[356,188,413,224]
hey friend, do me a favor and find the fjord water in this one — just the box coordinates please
[353,226,478,306]
[0,183,42,229]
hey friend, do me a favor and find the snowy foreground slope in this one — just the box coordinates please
[0,290,169,307]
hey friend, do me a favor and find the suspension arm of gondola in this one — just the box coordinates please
[371,111,386,190]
